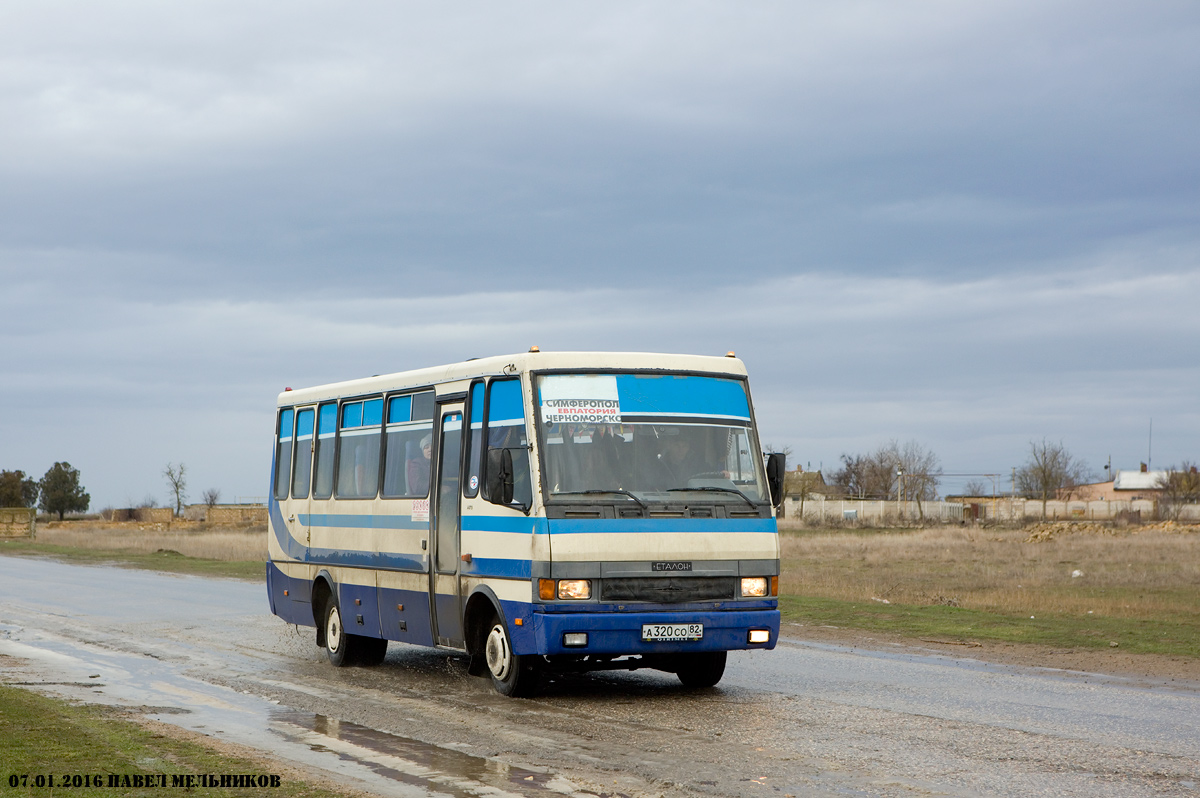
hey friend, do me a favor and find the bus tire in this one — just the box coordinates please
[484,617,538,697]
[322,596,357,667]
[674,651,726,688]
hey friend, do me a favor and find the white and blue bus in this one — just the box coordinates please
[267,350,784,695]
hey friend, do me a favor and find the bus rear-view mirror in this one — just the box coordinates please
[766,452,786,508]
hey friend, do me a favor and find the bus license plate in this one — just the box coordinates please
[642,623,703,642]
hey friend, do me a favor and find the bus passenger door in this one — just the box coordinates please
[429,405,465,647]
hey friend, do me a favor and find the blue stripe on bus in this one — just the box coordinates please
[388,394,411,423]
[318,403,337,434]
[545,517,775,535]
[613,374,750,419]
[464,515,773,535]
[283,510,769,538]
[488,378,524,424]
[341,401,363,428]
[279,408,294,440]
[362,398,383,426]
[462,516,549,534]
[460,557,533,579]
[470,383,484,423]
[296,408,314,437]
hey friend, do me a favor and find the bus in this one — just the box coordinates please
[267,350,784,696]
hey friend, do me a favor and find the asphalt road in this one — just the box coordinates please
[1,555,1198,797]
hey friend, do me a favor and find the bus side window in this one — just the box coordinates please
[464,381,484,498]
[312,403,337,500]
[274,408,294,501]
[291,408,314,499]
[382,391,435,499]
[484,378,531,508]
[336,397,382,499]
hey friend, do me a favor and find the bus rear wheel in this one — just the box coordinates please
[484,618,538,697]
[673,651,726,688]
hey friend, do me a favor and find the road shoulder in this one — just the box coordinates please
[782,620,1200,689]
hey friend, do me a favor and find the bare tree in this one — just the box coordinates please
[1156,462,1200,521]
[963,479,988,497]
[164,462,188,517]
[1016,440,1091,517]
[894,439,943,520]
[831,440,942,518]
[832,450,898,499]
[784,469,822,521]
[202,488,221,509]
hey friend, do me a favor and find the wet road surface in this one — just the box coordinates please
[1,555,1198,797]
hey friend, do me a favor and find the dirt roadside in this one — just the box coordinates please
[783,620,1200,687]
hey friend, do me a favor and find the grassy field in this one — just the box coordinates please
[778,521,1200,656]
[0,683,353,798]
[0,524,266,580]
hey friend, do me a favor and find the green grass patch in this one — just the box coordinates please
[0,541,261,581]
[779,594,1200,657]
[0,684,347,797]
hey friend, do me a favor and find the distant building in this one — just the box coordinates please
[1072,466,1167,501]
[784,469,843,499]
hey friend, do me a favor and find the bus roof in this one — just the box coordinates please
[277,351,749,407]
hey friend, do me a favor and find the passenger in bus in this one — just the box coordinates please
[591,424,624,490]
[657,428,695,487]
[653,427,725,489]
[408,434,432,496]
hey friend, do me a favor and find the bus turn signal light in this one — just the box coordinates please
[538,579,591,600]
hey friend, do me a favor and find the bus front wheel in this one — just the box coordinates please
[673,651,726,688]
[484,618,538,697]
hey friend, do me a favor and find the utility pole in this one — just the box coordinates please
[1011,466,1017,522]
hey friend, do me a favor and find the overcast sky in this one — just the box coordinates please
[3,1,1198,509]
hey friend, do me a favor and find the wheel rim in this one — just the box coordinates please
[327,605,343,653]
[484,623,512,680]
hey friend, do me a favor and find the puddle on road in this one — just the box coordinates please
[273,711,627,798]
[0,627,619,798]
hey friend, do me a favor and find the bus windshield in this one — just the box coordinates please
[535,372,768,504]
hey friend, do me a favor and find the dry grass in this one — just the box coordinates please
[780,522,1200,620]
[34,523,267,562]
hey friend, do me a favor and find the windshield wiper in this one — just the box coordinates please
[555,489,648,509]
[666,486,759,509]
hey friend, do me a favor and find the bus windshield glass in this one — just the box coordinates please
[535,372,768,504]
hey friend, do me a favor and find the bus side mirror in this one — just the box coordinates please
[485,447,515,506]
[766,452,786,508]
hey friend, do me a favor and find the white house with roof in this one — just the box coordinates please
[1071,467,1167,501]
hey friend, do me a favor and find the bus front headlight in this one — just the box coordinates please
[740,577,769,597]
[557,579,591,600]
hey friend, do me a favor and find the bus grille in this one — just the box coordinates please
[600,577,736,603]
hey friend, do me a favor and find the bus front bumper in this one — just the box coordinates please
[530,608,779,657]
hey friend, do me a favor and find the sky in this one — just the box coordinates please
[2,1,1199,509]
